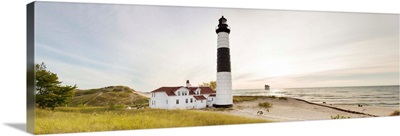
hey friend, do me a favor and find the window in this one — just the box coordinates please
[185,99,188,103]
[178,92,180,96]
[190,98,193,103]
[166,100,168,104]
[176,99,179,104]
[201,100,203,103]
[212,98,213,101]
[154,93,156,97]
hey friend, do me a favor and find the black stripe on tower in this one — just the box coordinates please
[217,47,231,72]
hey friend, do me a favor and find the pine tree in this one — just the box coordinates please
[35,62,77,110]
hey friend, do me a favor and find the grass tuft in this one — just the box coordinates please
[330,114,351,119]
[258,102,273,108]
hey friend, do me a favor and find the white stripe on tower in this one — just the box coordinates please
[214,16,233,108]
[217,32,229,48]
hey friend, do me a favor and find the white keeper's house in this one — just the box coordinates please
[149,80,216,109]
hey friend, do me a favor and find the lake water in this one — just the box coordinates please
[234,85,400,108]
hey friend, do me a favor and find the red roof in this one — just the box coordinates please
[193,95,207,100]
[199,87,215,94]
[150,86,215,96]
[151,86,182,96]
[209,94,216,96]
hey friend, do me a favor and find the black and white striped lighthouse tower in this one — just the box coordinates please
[214,16,233,108]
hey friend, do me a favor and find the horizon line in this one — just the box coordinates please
[235,84,400,90]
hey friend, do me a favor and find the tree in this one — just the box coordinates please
[35,62,77,110]
[199,81,216,91]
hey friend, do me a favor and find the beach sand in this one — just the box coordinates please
[215,97,399,122]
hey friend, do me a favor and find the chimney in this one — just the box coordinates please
[186,80,191,87]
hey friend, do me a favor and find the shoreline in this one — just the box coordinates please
[291,98,378,117]
[213,96,399,122]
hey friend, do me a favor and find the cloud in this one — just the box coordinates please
[34,2,399,91]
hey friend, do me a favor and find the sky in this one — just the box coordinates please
[35,2,399,92]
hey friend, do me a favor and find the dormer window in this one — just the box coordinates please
[178,92,181,96]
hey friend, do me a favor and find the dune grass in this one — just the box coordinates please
[233,96,269,103]
[71,86,148,107]
[35,107,269,134]
[233,96,287,103]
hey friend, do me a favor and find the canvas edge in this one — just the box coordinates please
[27,1,35,134]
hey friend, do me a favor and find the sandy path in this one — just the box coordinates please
[134,91,150,98]
[85,92,103,105]
[215,97,398,122]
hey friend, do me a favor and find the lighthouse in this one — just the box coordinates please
[214,16,233,108]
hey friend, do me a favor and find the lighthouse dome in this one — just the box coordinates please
[216,16,230,34]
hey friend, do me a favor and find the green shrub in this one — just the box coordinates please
[108,102,116,110]
[83,89,99,95]
[131,99,149,107]
[112,88,123,92]
[258,102,273,108]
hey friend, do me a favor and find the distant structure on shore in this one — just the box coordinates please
[149,80,216,109]
[214,16,233,108]
[265,85,270,90]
